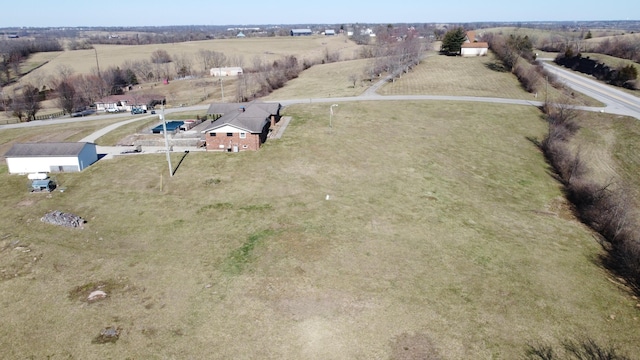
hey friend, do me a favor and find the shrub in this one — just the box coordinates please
[525,337,632,360]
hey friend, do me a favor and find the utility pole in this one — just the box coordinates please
[161,105,173,177]
[94,48,104,96]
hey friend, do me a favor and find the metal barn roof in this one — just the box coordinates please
[4,142,94,158]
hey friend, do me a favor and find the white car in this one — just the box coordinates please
[106,108,119,113]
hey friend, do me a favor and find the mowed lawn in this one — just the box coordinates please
[1,101,639,359]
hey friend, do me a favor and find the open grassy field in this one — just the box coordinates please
[376,52,602,106]
[2,100,640,359]
[16,35,362,85]
[263,58,374,100]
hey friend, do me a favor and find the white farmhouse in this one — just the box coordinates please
[461,30,488,57]
[4,142,98,174]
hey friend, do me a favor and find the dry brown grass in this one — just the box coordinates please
[378,53,562,101]
[16,35,361,84]
[1,101,640,359]
[263,58,373,100]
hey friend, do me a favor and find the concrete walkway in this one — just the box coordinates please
[269,116,292,139]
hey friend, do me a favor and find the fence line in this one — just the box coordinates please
[34,111,65,121]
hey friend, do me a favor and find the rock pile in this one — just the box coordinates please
[41,210,85,228]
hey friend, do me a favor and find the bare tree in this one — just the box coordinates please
[348,73,359,88]
[73,74,103,108]
[150,49,172,64]
[196,49,214,74]
[56,64,75,81]
[21,84,41,121]
[210,51,227,69]
[228,54,245,68]
[54,79,76,114]
[173,53,193,78]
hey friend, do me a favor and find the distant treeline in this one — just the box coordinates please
[0,38,63,85]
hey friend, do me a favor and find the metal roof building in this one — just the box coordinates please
[4,142,98,174]
[290,29,313,36]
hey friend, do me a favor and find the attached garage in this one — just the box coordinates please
[4,142,98,174]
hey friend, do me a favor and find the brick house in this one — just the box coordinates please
[202,102,281,152]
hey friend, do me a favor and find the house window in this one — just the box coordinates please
[210,132,216,137]
[239,132,246,139]
[226,133,233,137]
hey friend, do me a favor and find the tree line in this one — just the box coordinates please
[0,38,63,86]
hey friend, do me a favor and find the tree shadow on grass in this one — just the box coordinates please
[484,61,509,72]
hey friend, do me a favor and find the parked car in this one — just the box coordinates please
[71,109,95,117]
[131,108,146,114]
[106,108,119,113]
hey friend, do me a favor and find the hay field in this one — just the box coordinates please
[17,35,361,84]
[1,101,640,359]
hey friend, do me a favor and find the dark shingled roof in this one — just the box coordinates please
[204,102,281,133]
[4,142,92,157]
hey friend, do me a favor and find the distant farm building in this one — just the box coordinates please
[461,31,488,57]
[324,29,336,36]
[210,67,244,77]
[203,102,281,152]
[290,29,312,36]
[4,142,98,174]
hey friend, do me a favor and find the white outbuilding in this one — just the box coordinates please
[4,142,98,174]
[210,67,244,77]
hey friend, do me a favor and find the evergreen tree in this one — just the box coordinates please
[440,27,466,55]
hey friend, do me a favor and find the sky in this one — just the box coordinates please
[2,0,639,28]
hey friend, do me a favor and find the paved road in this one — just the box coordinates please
[0,105,210,131]
[539,60,640,119]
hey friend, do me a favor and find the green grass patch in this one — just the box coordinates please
[224,229,275,275]
[197,202,233,214]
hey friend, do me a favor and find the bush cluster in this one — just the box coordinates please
[525,336,632,360]
[555,50,638,89]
